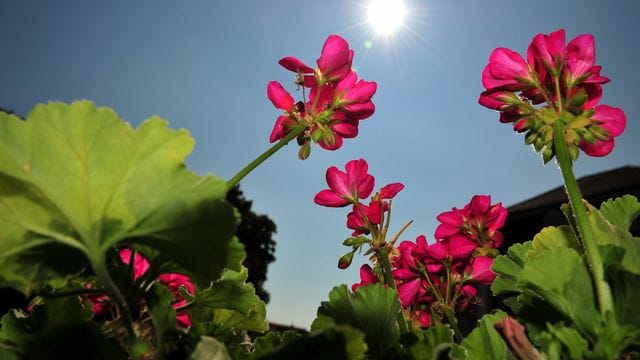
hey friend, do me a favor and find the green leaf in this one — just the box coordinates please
[188,298,268,339]
[401,323,454,360]
[0,101,237,289]
[599,195,640,232]
[517,247,599,336]
[190,336,231,360]
[311,283,401,358]
[449,311,515,360]
[187,265,268,339]
[251,331,302,359]
[585,202,640,274]
[491,241,531,296]
[590,311,640,359]
[607,265,640,329]
[542,323,589,359]
[191,269,260,317]
[526,225,580,257]
[0,295,122,359]
[257,326,367,360]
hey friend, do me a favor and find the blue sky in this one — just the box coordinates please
[2,1,639,328]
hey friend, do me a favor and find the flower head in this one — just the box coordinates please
[314,159,375,207]
[269,35,377,157]
[479,29,626,161]
[434,195,507,249]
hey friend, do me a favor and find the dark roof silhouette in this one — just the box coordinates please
[508,165,640,213]
[501,165,640,249]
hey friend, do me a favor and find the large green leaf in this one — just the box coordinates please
[491,241,531,296]
[599,195,640,232]
[256,326,367,360]
[449,311,515,360]
[526,225,580,257]
[540,323,589,359]
[311,283,402,358]
[517,247,599,336]
[251,331,302,359]
[0,296,124,359]
[606,265,640,330]
[188,298,268,339]
[190,336,231,360]
[0,101,237,289]
[586,202,640,274]
[402,323,454,360]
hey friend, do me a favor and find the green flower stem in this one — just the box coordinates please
[378,246,409,335]
[552,121,614,315]
[91,253,137,343]
[227,124,306,190]
[444,308,463,341]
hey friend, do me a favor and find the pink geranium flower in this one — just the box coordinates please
[279,35,353,85]
[566,34,596,84]
[157,273,195,328]
[333,71,377,119]
[269,35,376,155]
[579,105,627,156]
[466,256,496,285]
[434,195,507,248]
[119,248,150,280]
[527,28,566,79]
[481,48,533,91]
[479,29,626,160]
[267,81,299,143]
[314,159,375,207]
[351,264,379,293]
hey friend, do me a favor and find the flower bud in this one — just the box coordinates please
[568,143,579,161]
[524,130,538,145]
[323,129,336,147]
[569,89,588,107]
[542,146,554,164]
[342,236,368,247]
[338,252,354,269]
[311,128,323,143]
[533,137,544,152]
[590,125,611,141]
[298,142,311,160]
[579,128,596,144]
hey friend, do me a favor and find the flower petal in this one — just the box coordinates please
[278,56,314,74]
[267,81,294,111]
[314,189,349,207]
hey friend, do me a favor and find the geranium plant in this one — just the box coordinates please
[0,30,638,360]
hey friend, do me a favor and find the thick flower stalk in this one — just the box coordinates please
[479,29,626,163]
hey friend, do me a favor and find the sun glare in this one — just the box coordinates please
[367,0,407,36]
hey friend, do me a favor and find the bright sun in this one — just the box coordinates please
[367,0,407,36]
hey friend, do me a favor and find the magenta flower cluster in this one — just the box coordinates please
[479,29,626,161]
[354,195,507,328]
[268,35,377,158]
